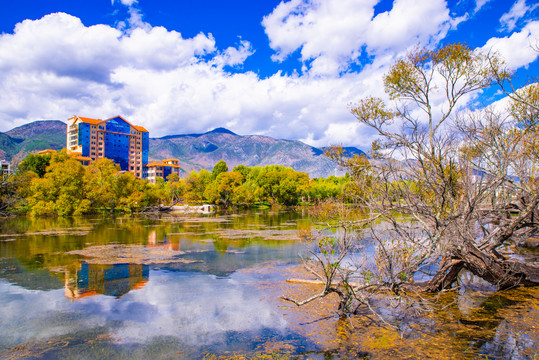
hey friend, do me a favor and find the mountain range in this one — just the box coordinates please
[0,120,365,178]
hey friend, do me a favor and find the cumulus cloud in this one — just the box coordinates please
[499,0,537,32]
[113,0,138,5]
[262,0,452,76]
[0,2,538,151]
[482,21,539,69]
[474,0,493,13]
[0,12,388,148]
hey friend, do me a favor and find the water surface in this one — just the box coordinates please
[0,210,537,359]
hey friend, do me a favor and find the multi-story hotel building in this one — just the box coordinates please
[66,115,149,178]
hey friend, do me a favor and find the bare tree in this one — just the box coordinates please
[284,43,539,319]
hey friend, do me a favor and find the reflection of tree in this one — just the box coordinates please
[0,211,308,289]
[64,263,149,300]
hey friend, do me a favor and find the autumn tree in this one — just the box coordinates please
[285,43,539,319]
[184,169,212,203]
[204,171,248,207]
[255,165,310,205]
[212,159,229,179]
[17,152,52,177]
[15,151,159,216]
[27,151,87,216]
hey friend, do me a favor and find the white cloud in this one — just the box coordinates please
[365,0,451,54]
[499,0,536,32]
[1,2,538,152]
[474,0,493,13]
[112,0,138,7]
[482,21,539,69]
[0,12,390,149]
[263,0,376,75]
[211,40,254,68]
[262,0,453,76]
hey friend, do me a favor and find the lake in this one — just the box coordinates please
[0,210,538,359]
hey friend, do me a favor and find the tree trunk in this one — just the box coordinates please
[456,242,539,289]
[425,243,539,291]
[424,259,464,292]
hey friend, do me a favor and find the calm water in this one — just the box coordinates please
[0,210,538,359]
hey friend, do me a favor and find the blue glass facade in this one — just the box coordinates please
[163,166,172,180]
[104,117,132,172]
[142,132,149,165]
[78,123,91,157]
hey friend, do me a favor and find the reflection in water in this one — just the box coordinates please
[0,211,537,359]
[148,230,181,251]
[65,263,149,300]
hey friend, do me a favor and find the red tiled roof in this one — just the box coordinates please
[134,125,149,133]
[36,149,57,154]
[76,116,103,125]
[145,162,181,168]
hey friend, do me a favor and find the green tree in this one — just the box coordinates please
[204,171,246,207]
[255,166,310,205]
[27,152,86,216]
[184,169,212,203]
[18,153,52,177]
[211,160,229,179]
[84,158,121,213]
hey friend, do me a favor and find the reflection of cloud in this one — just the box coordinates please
[0,270,286,348]
[104,271,287,344]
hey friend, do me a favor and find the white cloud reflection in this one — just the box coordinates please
[0,270,286,348]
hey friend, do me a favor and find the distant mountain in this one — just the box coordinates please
[161,127,237,139]
[149,128,359,178]
[0,120,66,163]
[0,121,365,178]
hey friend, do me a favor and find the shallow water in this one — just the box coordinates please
[0,210,537,359]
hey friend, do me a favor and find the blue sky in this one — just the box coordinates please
[0,0,538,148]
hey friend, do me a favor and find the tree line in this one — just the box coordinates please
[0,151,355,216]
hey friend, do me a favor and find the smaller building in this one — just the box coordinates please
[73,155,93,166]
[36,149,57,155]
[0,160,11,177]
[144,159,181,184]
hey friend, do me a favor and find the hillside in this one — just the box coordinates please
[149,129,364,178]
[1,120,66,163]
[0,121,365,178]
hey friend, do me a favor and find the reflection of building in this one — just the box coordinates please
[66,115,149,178]
[64,263,149,300]
[144,159,181,184]
[147,230,181,251]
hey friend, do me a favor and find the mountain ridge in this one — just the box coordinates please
[0,120,365,177]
